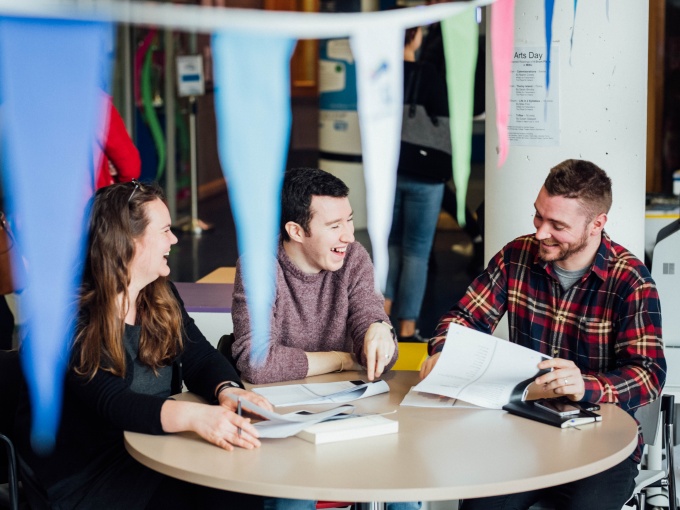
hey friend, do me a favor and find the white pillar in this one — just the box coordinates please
[485,0,648,260]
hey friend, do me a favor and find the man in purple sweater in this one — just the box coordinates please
[232,167,399,385]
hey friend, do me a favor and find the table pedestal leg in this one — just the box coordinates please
[357,503,385,510]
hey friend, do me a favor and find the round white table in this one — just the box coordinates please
[124,370,638,507]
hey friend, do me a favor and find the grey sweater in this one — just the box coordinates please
[232,242,398,384]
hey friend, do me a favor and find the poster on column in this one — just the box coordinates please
[508,46,559,146]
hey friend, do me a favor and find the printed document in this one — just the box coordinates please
[224,393,355,438]
[402,324,549,409]
[253,379,389,407]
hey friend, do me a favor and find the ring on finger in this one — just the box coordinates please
[564,378,569,385]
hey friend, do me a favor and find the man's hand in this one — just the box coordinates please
[535,358,586,401]
[363,322,396,381]
[419,352,440,380]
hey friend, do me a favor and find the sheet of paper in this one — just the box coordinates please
[253,379,389,407]
[224,394,356,438]
[409,324,549,409]
[400,390,487,409]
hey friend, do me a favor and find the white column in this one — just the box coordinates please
[485,0,649,261]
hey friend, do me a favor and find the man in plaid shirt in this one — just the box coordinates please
[421,159,666,510]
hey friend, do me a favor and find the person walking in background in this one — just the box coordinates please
[384,25,448,343]
[420,9,486,275]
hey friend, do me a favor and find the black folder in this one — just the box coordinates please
[503,400,601,428]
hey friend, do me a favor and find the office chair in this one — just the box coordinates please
[0,350,50,510]
[0,433,19,510]
[627,394,677,510]
[0,350,21,510]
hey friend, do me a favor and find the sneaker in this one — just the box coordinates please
[398,330,429,343]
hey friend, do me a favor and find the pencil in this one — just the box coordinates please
[237,398,242,438]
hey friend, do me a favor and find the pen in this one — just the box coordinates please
[576,407,603,421]
[237,398,242,438]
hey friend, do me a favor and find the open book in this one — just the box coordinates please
[400,324,601,427]
[253,379,389,407]
[401,324,550,409]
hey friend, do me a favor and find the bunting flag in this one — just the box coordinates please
[350,25,403,293]
[490,0,515,167]
[211,31,295,364]
[0,17,112,451]
[570,0,578,65]
[544,0,555,91]
[441,9,478,227]
[0,1,504,444]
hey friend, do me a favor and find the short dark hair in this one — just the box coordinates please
[280,167,349,241]
[544,159,613,220]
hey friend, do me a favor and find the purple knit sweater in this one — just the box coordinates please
[232,242,397,384]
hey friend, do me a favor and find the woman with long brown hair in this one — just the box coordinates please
[15,180,271,509]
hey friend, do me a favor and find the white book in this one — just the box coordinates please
[295,414,398,444]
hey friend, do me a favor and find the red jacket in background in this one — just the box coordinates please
[95,96,141,190]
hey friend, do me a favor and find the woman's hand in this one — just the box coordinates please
[191,403,262,451]
[160,397,267,452]
[217,387,274,415]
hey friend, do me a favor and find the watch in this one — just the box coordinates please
[215,380,241,398]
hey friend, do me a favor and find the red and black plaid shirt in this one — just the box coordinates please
[430,233,666,462]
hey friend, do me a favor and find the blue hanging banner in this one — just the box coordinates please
[544,0,555,91]
[569,0,578,65]
[211,31,295,364]
[0,16,113,452]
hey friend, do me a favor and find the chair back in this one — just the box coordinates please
[635,396,663,446]
[217,333,240,375]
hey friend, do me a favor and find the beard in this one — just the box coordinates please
[538,230,589,263]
